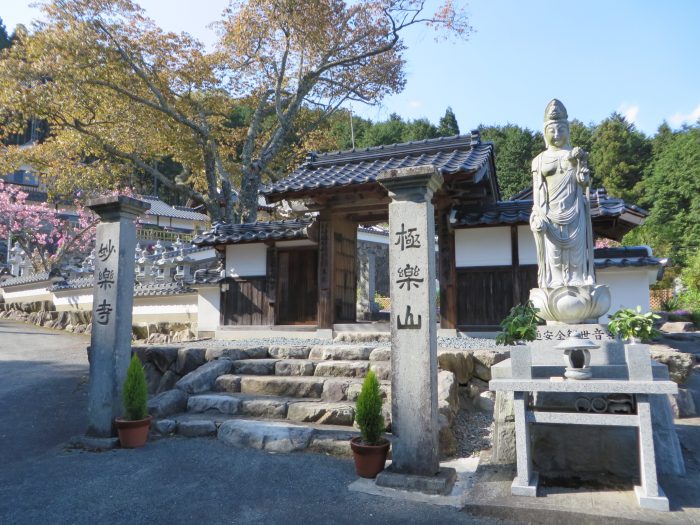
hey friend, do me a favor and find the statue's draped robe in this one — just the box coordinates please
[531,153,594,288]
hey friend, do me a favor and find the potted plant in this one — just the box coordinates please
[608,306,660,343]
[115,354,151,448]
[496,301,542,346]
[351,370,390,478]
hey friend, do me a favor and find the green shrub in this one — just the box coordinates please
[607,307,660,342]
[355,371,385,445]
[122,354,149,421]
[496,301,542,346]
[660,296,682,312]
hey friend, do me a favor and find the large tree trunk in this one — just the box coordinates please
[237,163,261,223]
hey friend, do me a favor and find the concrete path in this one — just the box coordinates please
[0,321,515,525]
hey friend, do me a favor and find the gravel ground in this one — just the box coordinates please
[453,408,494,458]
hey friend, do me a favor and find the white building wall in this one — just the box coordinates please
[52,292,93,311]
[597,267,653,313]
[517,225,538,265]
[132,294,198,324]
[455,227,512,267]
[226,244,267,277]
[197,286,220,333]
[1,285,52,303]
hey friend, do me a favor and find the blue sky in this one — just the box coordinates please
[3,0,699,136]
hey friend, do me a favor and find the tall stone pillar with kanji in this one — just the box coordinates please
[86,196,150,437]
[376,165,456,494]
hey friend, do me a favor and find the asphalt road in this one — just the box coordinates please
[0,321,517,525]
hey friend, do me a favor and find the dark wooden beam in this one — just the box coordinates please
[511,225,521,306]
[438,204,457,330]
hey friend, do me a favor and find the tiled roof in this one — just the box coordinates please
[261,133,493,198]
[192,218,314,246]
[0,271,50,288]
[134,282,195,297]
[49,276,94,291]
[450,188,648,228]
[594,246,666,269]
[191,268,226,284]
[141,196,210,221]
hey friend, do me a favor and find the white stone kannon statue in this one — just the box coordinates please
[529,99,610,324]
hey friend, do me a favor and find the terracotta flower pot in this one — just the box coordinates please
[350,436,390,478]
[115,416,152,448]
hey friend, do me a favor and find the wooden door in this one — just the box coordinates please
[276,249,318,324]
[220,277,272,326]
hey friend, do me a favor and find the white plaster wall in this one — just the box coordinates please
[132,294,198,323]
[52,292,93,311]
[597,268,652,313]
[517,225,538,265]
[1,285,52,303]
[226,244,267,277]
[197,286,220,332]
[188,248,216,262]
[357,231,390,245]
[455,227,512,267]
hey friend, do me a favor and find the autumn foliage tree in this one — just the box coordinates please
[0,0,471,223]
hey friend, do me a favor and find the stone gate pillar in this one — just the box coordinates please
[86,196,150,437]
[376,165,455,494]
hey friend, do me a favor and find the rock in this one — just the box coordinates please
[187,394,241,415]
[649,347,694,384]
[438,413,457,458]
[471,348,510,382]
[369,347,391,362]
[438,371,459,425]
[308,436,353,456]
[478,391,495,413]
[287,402,355,426]
[218,420,314,453]
[661,322,695,333]
[369,361,391,381]
[143,362,163,395]
[437,349,474,384]
[240,398,288,418]
[132,324,149,340]
[148,389,187,418]
[173,347,207,375]
[232,359,279,375]
[240,376,325,398]
[268,346,310,359]
[152,419,177,435]
[205,346,269,361]
[346,380,390,402]
[214,374,241,393]
[178,419,217,437]
[157,370,181,394]
[274,360,315,376]
[308,345,373,361]
[321,379,351,402]
[669,388,697,418]
[149,346,180,373]
[176,359,233,395]
[314,360,369,378]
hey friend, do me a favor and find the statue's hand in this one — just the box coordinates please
[530,213,546,232]
[577,166,591,186]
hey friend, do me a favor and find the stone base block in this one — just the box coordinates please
[634,485,669,512]
[375,466,457,496]
[511,472,538,497]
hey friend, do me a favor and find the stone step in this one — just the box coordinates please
[231,359,280,375]
[308,345,376,361]
[313,360,370,378]
[214,374,392,401]
[160,412,363,456]
[186,392,356,426]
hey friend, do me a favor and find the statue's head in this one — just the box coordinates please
[543,99,570,149]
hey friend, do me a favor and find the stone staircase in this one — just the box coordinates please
[147,344,393,456]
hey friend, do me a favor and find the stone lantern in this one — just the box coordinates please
[556,331,599,380]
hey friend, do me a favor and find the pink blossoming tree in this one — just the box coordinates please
[0,181,132,273]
